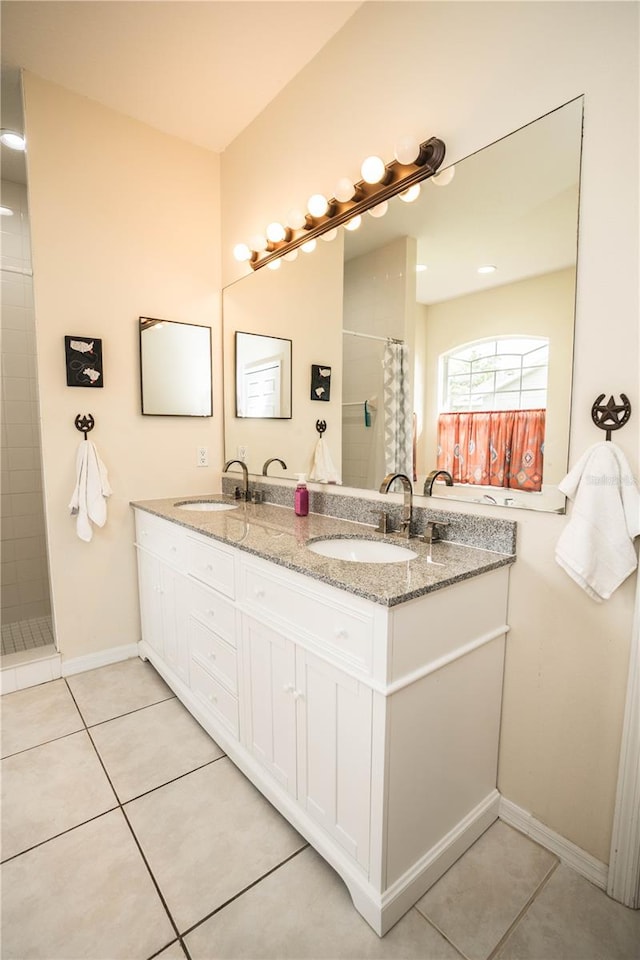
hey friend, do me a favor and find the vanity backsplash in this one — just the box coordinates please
[221,477,517,555]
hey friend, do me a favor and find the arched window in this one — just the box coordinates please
[440,336,549,413]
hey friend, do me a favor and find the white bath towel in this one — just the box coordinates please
[555,442,640,601]
[69,440,112,542]
[309,437,342,485]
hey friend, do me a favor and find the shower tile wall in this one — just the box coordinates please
[342,236,416,489]
[1,179,51,627]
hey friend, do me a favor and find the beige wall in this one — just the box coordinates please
[222,235,343,476]
[23,74,222,662]
[220,2,639,863]
[421,267,576,489]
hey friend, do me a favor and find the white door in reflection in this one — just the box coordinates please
[243,359,282,417]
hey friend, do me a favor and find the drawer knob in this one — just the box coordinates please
[206,564,214,572]
[336,628,349,640]
[254,588,265,599]
[208,652,217,660]
[170,545,177,553]
[207,609,216,617]
[208,693,217,704]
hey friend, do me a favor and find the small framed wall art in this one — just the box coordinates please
[310,364,331,402]
[65,336,104,388]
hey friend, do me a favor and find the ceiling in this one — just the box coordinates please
[1,0,363,180]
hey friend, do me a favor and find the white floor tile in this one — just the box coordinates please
[1,809,176,959]
[1,677,83,757]
[66,658,173,726]
[186,846,463,959]
[1,730,117,860]
[125,757,306,932]
[90,697,224,802]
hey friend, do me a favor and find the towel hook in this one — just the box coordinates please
[74,413,95,440]
[591,394,631,441]
[315,419,327,436]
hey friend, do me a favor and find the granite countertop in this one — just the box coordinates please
[131,495,516,607]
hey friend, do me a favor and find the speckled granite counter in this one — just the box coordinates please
[131,496,516,607]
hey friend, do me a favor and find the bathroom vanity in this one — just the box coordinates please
[132,497,515,935]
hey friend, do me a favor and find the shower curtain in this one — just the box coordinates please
[383,342,413,478]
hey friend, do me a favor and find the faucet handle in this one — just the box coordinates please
[422,521,448,543]
[372,510,391,534]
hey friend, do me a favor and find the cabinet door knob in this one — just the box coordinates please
[293,689,304,702]
[283,682,295,694]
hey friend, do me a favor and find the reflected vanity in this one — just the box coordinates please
[222,98,584,513]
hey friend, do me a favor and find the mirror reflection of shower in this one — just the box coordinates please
[1,69,56,661]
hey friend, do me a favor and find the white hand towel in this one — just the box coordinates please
[555,442,640,601]
[309,437,342,485]
[69,440,112,542]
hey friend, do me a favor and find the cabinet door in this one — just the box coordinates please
[161,565,189,685]
[137,549,164,657]
[242,616,297,794]
[296,648,372,871]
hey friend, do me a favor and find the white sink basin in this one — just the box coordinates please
[175,500,238,512]
[306,538,417,563]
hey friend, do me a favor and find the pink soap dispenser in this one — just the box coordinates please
[294,473,309,517]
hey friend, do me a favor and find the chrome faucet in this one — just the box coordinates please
[224,459,249,501]
[262,457,287,476]
[379,473,413,538]
[424,469,454,497]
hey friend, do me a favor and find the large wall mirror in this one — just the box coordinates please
[140,317,213,416]
[222,98,583,512]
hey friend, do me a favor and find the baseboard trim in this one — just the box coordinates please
[499,796,608,890]
[61,643,139,677]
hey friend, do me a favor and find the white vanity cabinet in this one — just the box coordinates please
[133,507,511,936]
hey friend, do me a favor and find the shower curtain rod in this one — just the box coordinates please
[342,329,404,344]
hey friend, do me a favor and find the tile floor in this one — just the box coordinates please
[1,657,639,960]
[1,616,54,657]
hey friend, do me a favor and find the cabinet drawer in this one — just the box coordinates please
[189,578,236,646]
[187,535,235,598]
[190,657,239,737]
[241,563,375,676]
[189,618,237,694]
[135,510,185,567]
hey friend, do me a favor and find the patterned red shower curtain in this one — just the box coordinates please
[436,409,546,491]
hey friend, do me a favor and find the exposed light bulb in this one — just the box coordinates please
[477,264,497,274]
[394,136,420,165]
[320,228,338,242]
[249,234,268,252]
[267,258,282,270]
[361,155,386,184]
[307,194,329,218]
[432,165,455,186]
[416,264,428,273]
[233,242,252,263]
[334,177,355,203]
[344,215,362,232]
[283,249,299,262]
[287,208,306,230]
[399,184,421,203]
[266,221,286,243]
[0,205,14,216]
[368,201,388,218]
[0,130,25,151]
[301,239,317,253]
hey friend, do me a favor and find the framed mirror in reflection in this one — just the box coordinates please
[139,317,212,416]
[222,97,583,513]
[235,331,292,418]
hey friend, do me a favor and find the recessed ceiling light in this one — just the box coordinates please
[0,130,26,151]
[416,264,427,273]
[0,205,14,216]
[477,264,497,274]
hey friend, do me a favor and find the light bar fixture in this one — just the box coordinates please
[240,135,446,271]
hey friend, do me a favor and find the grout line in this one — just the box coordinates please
[64,678,183,945]
[71,693,177,730]
[0,805,120,865]
[485,860,561,960]
[0,724,87,761]
[118,754,226,806]
[179,843,311,941]
[412,908,473,960]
